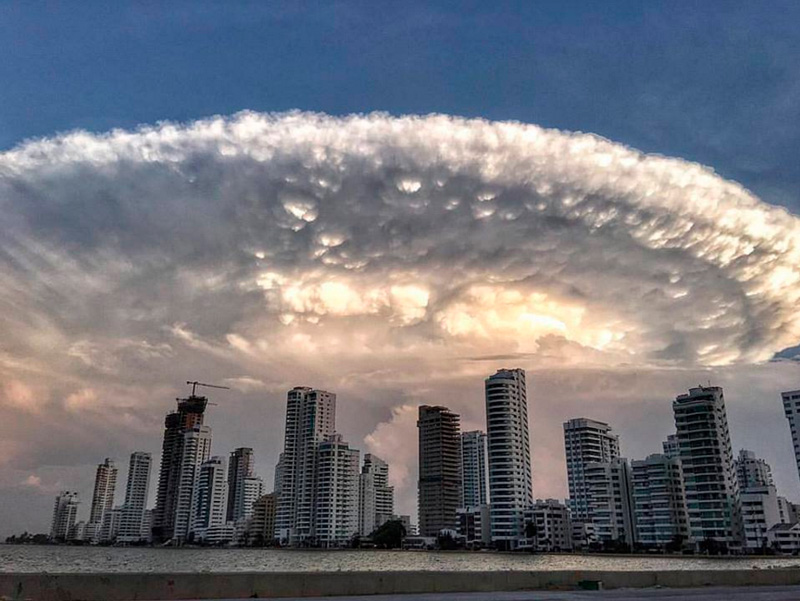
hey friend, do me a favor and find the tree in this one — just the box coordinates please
[437,531,459,550]
[371,519,406,549]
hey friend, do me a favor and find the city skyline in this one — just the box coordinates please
[23,375,800,550]
[3,3,800,542]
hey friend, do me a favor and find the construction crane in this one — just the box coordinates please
[185,380,230,401]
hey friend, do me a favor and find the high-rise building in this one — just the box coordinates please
[191,455,228,541]
[563,418,620,521]
[417,405,462,537]
[314,434,360,547]
[152,393,210,543]
[98,506,123,543]
[172,425,213,543]
[662,434,680,459]
[585,458,636,548]
[782,390,800,485]
[485,368,532,550]
[50,491,80,541]
[249,492,278,546]
[226,447,255,523]
[735,449,774,491]
[358,454,394,536]
[631,453,688,549]
[241,476,264,521]
[274,387,336,545]
[674,386,742,550]
[461,431,488,507]
[88,458,118,527]
[118,452,152,543]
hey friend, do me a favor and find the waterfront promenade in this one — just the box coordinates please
[4,569,800,600]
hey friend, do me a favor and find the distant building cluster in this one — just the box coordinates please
[45,376,800,554]
[50,383,406,547]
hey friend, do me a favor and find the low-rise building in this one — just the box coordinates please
[525,499,572,552]
[740,485,782,552]
[769,522,800,554]
[457,505,491,548]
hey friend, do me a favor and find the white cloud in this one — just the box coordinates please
[1,111,800,532]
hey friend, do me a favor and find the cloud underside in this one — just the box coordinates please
[1,112,800,531]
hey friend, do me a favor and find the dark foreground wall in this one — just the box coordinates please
[2,569,800,600]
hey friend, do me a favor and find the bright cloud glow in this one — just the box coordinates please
[2,111,800,531]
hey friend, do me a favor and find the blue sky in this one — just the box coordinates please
[2,1,800,210]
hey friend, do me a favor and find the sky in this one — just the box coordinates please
[1,2,800,538]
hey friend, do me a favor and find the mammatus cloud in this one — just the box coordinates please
[1,112,800,534]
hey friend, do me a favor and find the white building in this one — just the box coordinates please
[526,499,572,552]
[782,390,800,484]
[98,506,123,543]
[457,505,491,548]
[461,431,488,507]
[314,434,360,547]
[274,387,336,545]
[674,386,742,551]
[585,458,636,548]
[50,491,80,541]
[358,454,394,536]
[173,425,213,543]
[88,458,118,529]
[241,476,264,522]
[735,449,774,490]
[631,454,688,549]
[778,496,799,525]
[740,485,782,552]
[485,368,532,550]
[563,418,620,521]
[769,522,800,553]
[118,451,152,543]
[191,455,228,542]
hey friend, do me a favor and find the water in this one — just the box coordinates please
[2,546,800,573]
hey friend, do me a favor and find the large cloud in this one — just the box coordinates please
[1,112,800,535]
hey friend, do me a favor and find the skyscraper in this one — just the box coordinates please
[227,447,255,523]
[585,458,636,548]
[172,425,213,543]
[461,430,488,507]
[274,387,336,545]
[50,491,80,541]
[563,418,620,521]
[735,449,774,491]
[88,458,118,527]
[315,434,360,547]
[782,390,800,485]
[485,368,532,550]
[417,405,462,537]
[358,453,394,536]
[191,455,228,541]
[118,451,152,543]
[249,492,278,546]
[152,393,210,543]
[674,386,741,550]
[631,453,688,549]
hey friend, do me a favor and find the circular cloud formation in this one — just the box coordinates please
[1,111,799,371]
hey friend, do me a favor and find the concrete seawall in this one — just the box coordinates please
[3,569,800,600]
